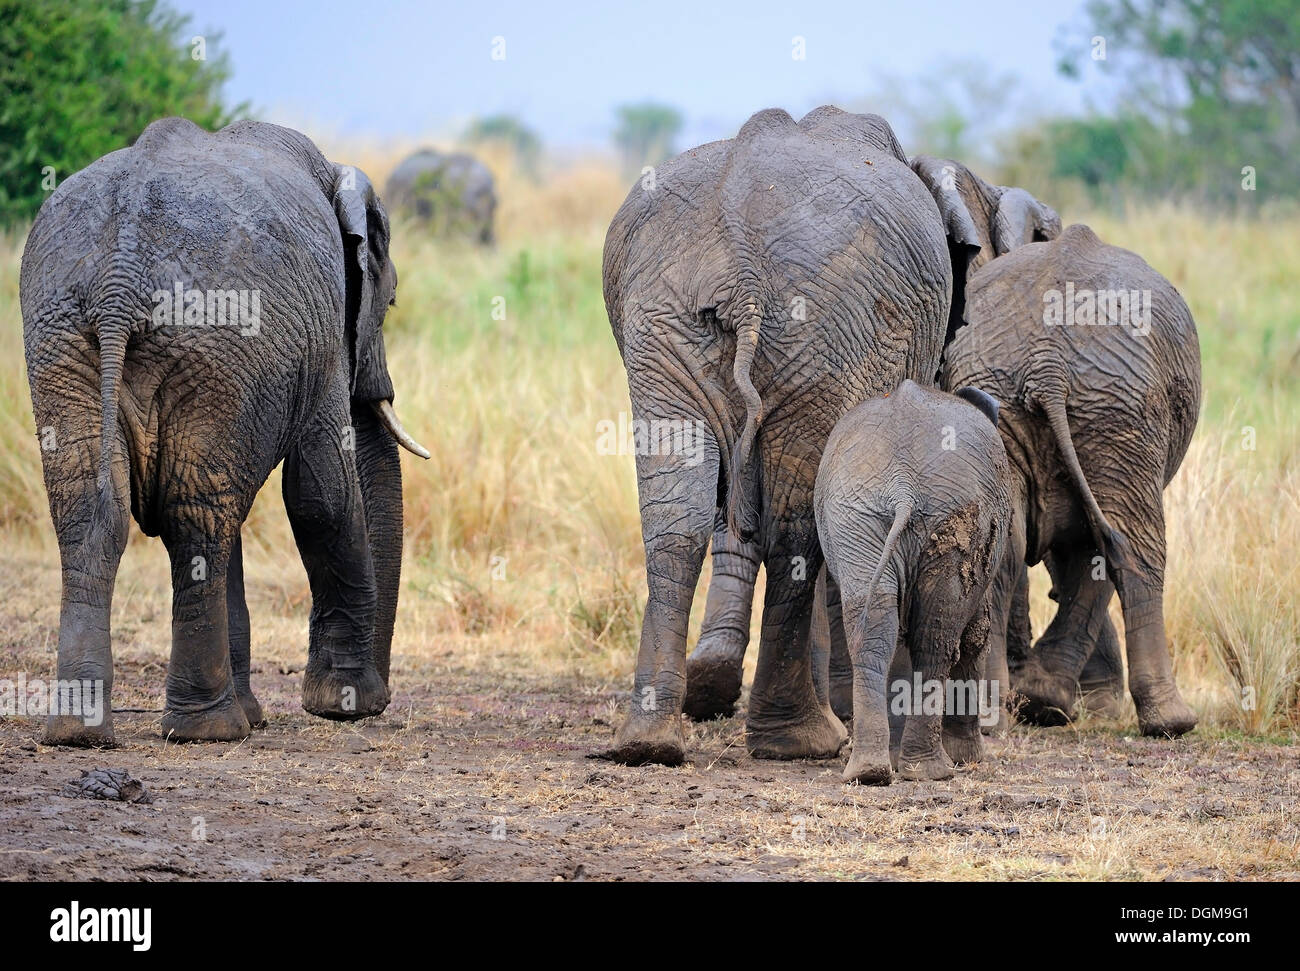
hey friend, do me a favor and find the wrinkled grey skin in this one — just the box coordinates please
[817,381,1010,784]
[600,106,960,766]
[385,149,497,245]
[22,118,419,745]
[684,155,1060,724]
[941,223,1201,738]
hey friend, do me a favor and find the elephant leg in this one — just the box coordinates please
[159,514,251,743]
[982,506,1026,733]
[282,400,389,722]
[897,571,975,781]
[821,569,855,723]
[1108,500,1196,737]
[1005,557,1032,675]
[602,437,718,766]
[746,519,848,761]
[226,534,265,727]
[40,428,129,747]
[942,590,994,766]
[683,510,760,721]
[1016,545,1117,725]
[839,583,900,785]
[1078,614,1125,717]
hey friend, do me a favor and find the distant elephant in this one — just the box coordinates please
[940,223,1201,738]
[22,118,429,745]
[600,105,985,766]
[683,155,1061,724]
[385,149,496,244]
[816,381,1010,783]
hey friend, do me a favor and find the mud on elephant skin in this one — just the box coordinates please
[816,381,1010,784]
[941,223,1201,738]
[681,154,1060,726]
[22,117,429,746]
[599,105,966,767]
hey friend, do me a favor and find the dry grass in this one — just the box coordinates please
[0,149,1296,739]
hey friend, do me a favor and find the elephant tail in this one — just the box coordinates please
[91,318,130,524]
[866,492,914,600]
[726,303,764,542]
[1036,389,1137,578]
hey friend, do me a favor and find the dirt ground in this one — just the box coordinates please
[1,549,1297,882]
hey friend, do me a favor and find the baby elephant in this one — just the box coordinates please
[815,381,1011,784]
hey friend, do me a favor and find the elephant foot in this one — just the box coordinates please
[747,704,848,761]
[43,711,116,748]
[897,750,955,781]
[595,712,686,766]
[302,661,390,721]
[683,648,743,721]
[842,749,892,786]
[1133,683,1197,738]
[161,694,252,742]
[941,727,984,765]
[1012,660,1078,726]
[236,686,267,728]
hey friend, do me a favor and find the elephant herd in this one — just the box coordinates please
[21,107,1200,787]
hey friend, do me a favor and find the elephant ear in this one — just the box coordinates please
[955,386,1000,428]
[332,164,395,402]
[992,187,1062,255]
[911,155,984,271]
[911,156,984,348]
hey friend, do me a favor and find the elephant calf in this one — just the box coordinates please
[815,381,1010,784]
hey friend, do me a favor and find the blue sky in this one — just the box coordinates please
[175,0,1104,150]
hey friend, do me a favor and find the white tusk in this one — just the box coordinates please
[372,400,430,459]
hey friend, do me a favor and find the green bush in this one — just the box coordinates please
[0,0,243,226]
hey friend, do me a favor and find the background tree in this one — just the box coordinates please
[1056,0,1300,203]
[0,0,243,226]
[612,102,682,172]
[464,114,542,176]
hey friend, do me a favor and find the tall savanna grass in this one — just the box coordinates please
[0,146,1295,730]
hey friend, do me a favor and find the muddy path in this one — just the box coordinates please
[2,652,1297,882]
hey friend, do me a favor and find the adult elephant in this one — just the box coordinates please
[941,223,1201,737]
[385,149,497,245]
[600,106,979,766]
[22,117,428,746]
[682,154,1061,723]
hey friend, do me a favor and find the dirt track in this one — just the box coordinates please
[3,647,1297,882]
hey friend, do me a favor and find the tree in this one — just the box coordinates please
[463,114,542,175]
[0,0,244,226]
[1057,0,1300,202]
[612,102,682,171]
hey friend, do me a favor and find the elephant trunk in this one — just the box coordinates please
[352,403,404,685]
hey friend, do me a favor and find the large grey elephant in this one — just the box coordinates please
[816,381,1010,783]
[22,117,429,746]
[940,223,1201,738]
[599,106,982,766]
[683,155,1062,723]
[385,149,497,245]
